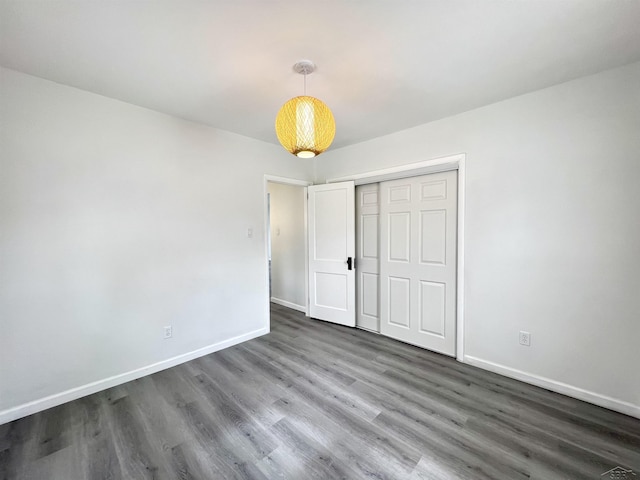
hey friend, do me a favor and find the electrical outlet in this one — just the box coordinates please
[519,331,531,346]
[164,326,172,339]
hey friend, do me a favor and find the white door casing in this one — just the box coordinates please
[308,181,356,327]
[379,171,458,355]
[356,184,380,332]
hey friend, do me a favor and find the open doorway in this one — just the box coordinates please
[265,176,311,325]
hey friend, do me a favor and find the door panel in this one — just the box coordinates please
[356,184,380,331]
[308,181,355,326]
[361,272,379,318]
[379,170,457,356]
[389,212,411,262]
[361,216,378,258]
[388,276,410,328]
[419,281,446,336]
[313,190,348,260]
[315,272,348,309]
[420,210,447,264]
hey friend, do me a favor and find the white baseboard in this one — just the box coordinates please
[0,327,269,425]
[464,355,640,419]
[270,297,306,314]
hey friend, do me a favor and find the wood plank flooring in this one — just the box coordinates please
[1,303,639,479]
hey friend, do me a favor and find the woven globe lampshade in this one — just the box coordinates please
[275,95,335,158]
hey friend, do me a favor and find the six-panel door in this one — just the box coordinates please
[379,171,458,356]
[356,184,380,331]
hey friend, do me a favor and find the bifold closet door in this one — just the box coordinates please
[379,170,458,356]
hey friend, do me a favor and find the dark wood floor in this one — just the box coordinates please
[1,304,639,479]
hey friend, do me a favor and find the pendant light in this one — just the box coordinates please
[275,61,336,158]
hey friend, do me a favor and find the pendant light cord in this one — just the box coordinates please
[303,73,307,96]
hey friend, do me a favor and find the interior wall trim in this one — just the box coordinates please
[326,153,466,185]
[464,355,640,419]
[270,297,306,313]
[0,327,269,425]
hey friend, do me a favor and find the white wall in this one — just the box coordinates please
[268,182,306,311]
[0,67,313,422]
[316,62,640,417]
[2,61,638,422]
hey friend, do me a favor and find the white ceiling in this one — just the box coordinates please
[2,1,640,150]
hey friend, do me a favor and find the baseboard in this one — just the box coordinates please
[270,297,306,314]
[0,327,269,425]
[464,355,640,419]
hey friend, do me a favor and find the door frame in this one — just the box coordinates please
[326,153,466,362]
[264,175,313,320]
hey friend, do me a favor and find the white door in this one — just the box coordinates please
[308,181,356,327]
[379,170,458,356]
[356,184,380,332]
